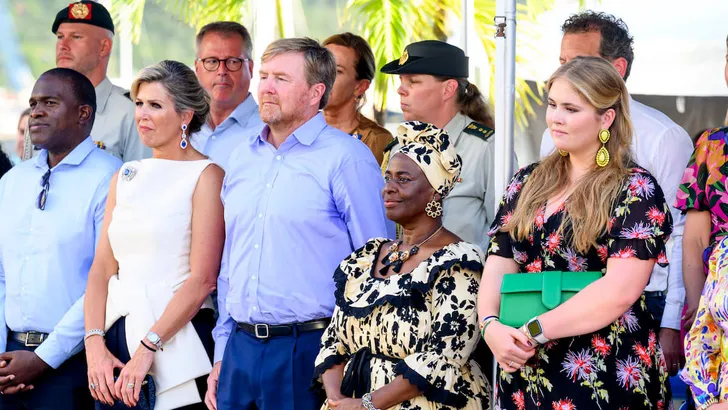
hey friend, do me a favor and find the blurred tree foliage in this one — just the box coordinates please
[5,0,200,85]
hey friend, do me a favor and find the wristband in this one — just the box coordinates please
[140,340,158,353]
[479,315,499,331]
[481,318,499,339]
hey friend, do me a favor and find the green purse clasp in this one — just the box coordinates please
[542,271,563,309]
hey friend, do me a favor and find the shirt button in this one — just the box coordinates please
[252,306,258,311]
[258,213,263,218]
[211,135,216,140]
[254,244,259,249]
[276,155,282,160]
[266,183,271,188]
[251,276,257,281]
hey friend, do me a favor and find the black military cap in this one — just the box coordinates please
[381,40,468,78]
[52,1,115,35]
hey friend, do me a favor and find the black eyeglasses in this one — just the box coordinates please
[196,57,250,72]
[36,169,51,211]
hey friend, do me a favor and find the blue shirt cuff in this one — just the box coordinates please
[34,338,67,369]
[214,335,229,364]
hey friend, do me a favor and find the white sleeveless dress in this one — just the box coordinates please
[105,158,215,410]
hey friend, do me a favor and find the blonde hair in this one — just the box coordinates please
[504,56,633,253]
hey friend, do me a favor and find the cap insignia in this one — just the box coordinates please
[399,49,409,66]
[69,3,91,20]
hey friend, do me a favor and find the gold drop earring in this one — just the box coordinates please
[595,129,610,167]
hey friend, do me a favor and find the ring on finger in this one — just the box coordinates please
[127,382,135,390]
[508,360,514,367]
[89,383,97,390]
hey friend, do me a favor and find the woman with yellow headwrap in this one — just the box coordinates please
[311,122,490,410]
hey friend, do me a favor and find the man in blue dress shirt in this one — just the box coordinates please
[205,38,393,410]
[192,21,263,170]
[0,68,121,409]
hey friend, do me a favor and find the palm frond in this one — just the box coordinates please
[111,0,249,43]
[474,0,555,128]
[343,0,459,112]
[111,0,147,43]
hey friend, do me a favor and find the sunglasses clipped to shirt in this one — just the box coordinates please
[36,169,51,211]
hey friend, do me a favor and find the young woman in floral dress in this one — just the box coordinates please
[478,56,673,410]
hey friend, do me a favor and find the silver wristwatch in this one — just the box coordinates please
[146,331,163,350]
[361,393,380,410]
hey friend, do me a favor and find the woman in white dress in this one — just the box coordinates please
[83,60,225,410]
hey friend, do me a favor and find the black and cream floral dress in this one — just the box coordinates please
[489,163,673,410]
[313,238,491,409]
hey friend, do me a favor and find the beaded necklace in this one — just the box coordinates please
[379,226,443,275]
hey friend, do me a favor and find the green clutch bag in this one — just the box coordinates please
[499,270,602,328]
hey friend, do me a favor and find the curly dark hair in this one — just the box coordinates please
[561,11,635,81]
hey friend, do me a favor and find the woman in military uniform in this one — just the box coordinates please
[380,40,500,254]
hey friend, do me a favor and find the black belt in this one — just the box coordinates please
[237,318,330,339]
[10,331,49,347]
[644,291,665,298]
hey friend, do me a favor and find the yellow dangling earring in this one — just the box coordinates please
[558,149,568,157]
[595,129,610,167]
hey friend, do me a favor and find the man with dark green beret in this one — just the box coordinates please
[381,40,505,254]
[52,1,148,161]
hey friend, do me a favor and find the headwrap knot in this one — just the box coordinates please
[394,121,462,198]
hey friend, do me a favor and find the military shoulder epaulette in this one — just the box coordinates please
[383,138,398,153]
[463,121,495,141]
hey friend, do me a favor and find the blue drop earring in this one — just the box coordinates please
[180,124,188,149]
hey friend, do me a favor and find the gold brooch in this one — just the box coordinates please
[70,3,90,20]
[399,49,409,65]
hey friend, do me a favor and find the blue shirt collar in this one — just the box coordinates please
[254,112,327,147]
[34,136,96,170]
[227,94,258,128]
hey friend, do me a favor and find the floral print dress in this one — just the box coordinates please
[488,163,673,410]
[312,238,491,409]
[675,127,728,267]
[681,236,728,408]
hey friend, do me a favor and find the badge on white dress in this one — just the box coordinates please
[121,165,137,181]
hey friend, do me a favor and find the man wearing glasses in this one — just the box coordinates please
[0,68,121,408]
[193,22,262,170]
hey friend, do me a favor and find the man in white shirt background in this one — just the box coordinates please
[539,11,694,376]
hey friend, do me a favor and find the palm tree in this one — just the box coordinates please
[110,0,578,127]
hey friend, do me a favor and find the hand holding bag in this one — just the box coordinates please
[499,270,602,328]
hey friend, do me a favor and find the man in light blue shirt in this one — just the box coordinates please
[0,68,121,408]
[192,22,263,170]
[206,38,393,410]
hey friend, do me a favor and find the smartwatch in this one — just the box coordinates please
[525,317,550,345]
[146,331,163,350]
